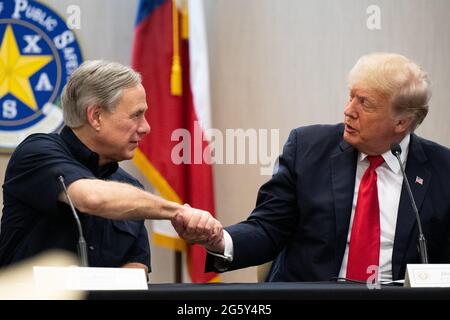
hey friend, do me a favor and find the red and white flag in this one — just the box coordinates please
[131,0,218,283]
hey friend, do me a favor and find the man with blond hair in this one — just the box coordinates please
[0,61,222,273]
[178,52,450,283]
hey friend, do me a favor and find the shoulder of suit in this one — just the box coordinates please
[413,135,450,195]
[411,134,450,173]
[409,134,450,182]
[413,134,450,157]
[291,123,344,145]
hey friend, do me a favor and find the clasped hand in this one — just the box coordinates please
[171,205,224,252]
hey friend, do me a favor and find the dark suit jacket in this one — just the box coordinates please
[206,123,450,281]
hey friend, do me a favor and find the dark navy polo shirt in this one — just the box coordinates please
[0,126,151,270]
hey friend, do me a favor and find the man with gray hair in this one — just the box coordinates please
[0,60,222,273]
[179,52,450,283]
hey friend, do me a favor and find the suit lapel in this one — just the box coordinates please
[392,134,431,280]
[331,140,358,272]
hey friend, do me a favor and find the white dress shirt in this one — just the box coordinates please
[218,135,410,283]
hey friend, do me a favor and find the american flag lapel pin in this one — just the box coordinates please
[415,176,424,185]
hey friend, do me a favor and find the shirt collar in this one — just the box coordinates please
[358,134,410,174]
[60,126,119,178]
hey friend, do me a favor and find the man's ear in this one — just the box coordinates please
[86,105,102,131]
[394,115,414,134]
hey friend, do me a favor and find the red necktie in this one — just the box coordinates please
[346,155,384,281]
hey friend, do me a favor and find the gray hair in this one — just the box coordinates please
[348,53,431,131]
[61,60,142,128]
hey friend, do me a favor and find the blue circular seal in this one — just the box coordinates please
[0,0,83,151]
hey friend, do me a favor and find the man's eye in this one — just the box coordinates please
[360,98,372,108]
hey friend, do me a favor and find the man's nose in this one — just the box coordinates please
[139,117,151,135]
[344,100,358,119]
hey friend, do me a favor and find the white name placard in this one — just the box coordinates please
[33,266,148,291]
[404,264,450,288]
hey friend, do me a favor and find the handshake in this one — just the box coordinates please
[171,204,225,254]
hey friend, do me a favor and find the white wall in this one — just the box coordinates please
[1,0,449,283]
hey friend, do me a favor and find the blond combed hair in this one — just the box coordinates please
[348,53,431,131]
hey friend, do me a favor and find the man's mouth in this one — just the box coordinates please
[345,123,358,133]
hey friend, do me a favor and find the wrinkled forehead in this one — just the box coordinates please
[111,84,147,112]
